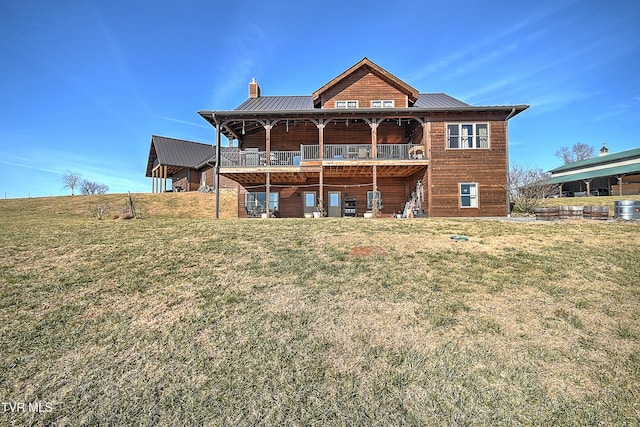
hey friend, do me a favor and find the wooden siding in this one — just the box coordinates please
[230,111,512,218]
[241,121,318,151]
[240,118,419,150]
[428,117,509,217]
[320,67,408,109]
[170,166,240,192]
[323,120,371,144]
[237,174,422,218]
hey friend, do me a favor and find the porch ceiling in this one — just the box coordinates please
[222,164,426,186]
[153,164,183,176]
[324,164,427,178]
[221,171,320,186]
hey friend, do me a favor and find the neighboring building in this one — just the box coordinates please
[147,57,528,217]
[145,135,239,192]
[545,146,640,196]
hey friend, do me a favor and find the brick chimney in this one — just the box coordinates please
[249,78,261,99]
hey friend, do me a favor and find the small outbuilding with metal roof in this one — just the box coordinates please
[145,135,240,193]
[546,147,640,196]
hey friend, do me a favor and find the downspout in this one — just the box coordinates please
[504,107,516,217]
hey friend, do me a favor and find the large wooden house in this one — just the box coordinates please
[148,58,528,218]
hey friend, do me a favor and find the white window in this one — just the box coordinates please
[371,100,395,108]
[447,123,489,149]
[336,100,359,109]
[460,183,478,208]
[367,191,382,210]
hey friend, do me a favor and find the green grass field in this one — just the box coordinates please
[1,193,639,425]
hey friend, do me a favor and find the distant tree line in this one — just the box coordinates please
[509,143,596,214]
[61,171,109,195]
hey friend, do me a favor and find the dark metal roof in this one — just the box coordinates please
[145,135,238,177]
[414,93,470,108]
[233,93,469,111]
[152,136,216,167]
[235,96,314,111]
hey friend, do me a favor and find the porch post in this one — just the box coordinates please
[372,165,378,217]
[266,172,271,218]
[317,119,325,215]
[423,119,432,217]
[369,120,379,159]
[584,179,592,196]
[617,175,624,196]
[163,165,167,192]
[317,119,325,159]
[215,117,222,219]
[319,167,324,215]
[151,168,155,193]
[154,167,159,193]
[265,121,272,165]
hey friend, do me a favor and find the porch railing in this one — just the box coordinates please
[302,143,422,161]
[221,144,424,167]
[220,150,302,167]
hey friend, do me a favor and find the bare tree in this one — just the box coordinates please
[80,180,109,195]
[61,171,82,196]
[508,163,559,214]
[91,203,111,220]
[554,143,595,165]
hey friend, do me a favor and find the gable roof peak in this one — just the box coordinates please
[312,57,419,103]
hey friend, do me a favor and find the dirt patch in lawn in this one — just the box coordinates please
[348,245,387,258]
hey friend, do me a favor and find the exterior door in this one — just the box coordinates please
[328,191,342,217]
[303,192,316,215]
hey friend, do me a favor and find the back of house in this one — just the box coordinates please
[147,57,528,218]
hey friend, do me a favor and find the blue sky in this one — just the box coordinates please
[1,0,639,198]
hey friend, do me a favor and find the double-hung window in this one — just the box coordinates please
[371,100,395,108]
[459,183,478,208]
[447,123,489,149]
[336,100,359,109]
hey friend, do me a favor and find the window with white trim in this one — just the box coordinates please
[447,123,489,149]
[335,100,359,109]
[459,183,478,208]
[371,100,395,108]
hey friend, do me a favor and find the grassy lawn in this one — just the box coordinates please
[1,194,639,425]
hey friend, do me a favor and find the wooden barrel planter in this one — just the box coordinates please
[584,206,609,220]
[558,205,583,220]
[535,207,559,221]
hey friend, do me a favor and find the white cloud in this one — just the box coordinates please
[157,115,210,129]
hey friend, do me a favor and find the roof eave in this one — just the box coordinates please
[198,105,529,123]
